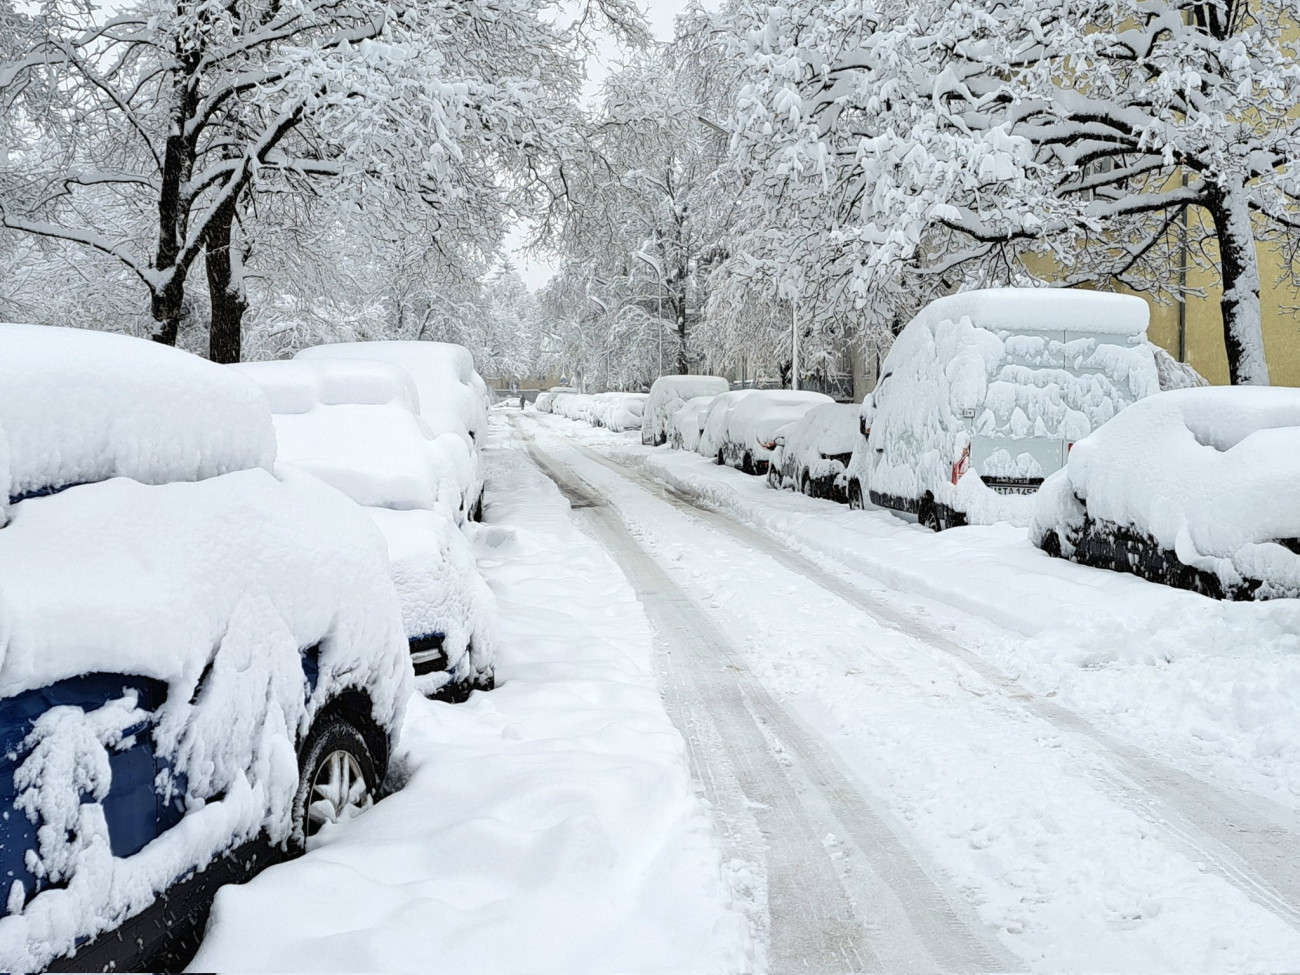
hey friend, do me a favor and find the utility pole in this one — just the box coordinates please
[791,300,800,391]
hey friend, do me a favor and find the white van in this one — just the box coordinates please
[846,288,1161,530]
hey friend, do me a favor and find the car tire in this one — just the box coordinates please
[801,472,812,497]
[848,481,863,510]
[767,468,781,490]
[290,716,378,853]
[920,500,943,533]
[716,450,725,467]
[741,453,755,475]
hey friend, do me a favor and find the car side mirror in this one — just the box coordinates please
[775,436,785,447]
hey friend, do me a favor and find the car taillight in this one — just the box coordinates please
[951,444,970,486]
[1067,441,1075,454]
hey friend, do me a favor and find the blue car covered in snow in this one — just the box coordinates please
[0,324,411,972]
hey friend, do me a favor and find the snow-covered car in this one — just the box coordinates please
[0,325,409,972]
[535,386,577,413]
[233,359,497,699]
[642,375,730,446]
[669,395,718,451]
[589,392,649,431]
[1030,386,1300,599]
[294,341,490,521]
[768,402,861,502]
[846,288,1161,531]
[701,389,833,475]
[552,391,595,423]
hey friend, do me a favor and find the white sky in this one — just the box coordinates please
[505,0,709,291]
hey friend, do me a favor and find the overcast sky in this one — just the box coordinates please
[506,0,713,291]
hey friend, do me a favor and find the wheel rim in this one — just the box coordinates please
[306,749,370,841]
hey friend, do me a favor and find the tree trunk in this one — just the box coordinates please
[1204,183,1270,385]
[205,199,247,364]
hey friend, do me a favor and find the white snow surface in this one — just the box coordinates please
[230,359,420,416]
[270,405,468,517]
[1031,386,1300,594]
[913,287,1151,336]
[643,376,730,445]
[861,289,1159,525]
[191,420,752,973]
[0,324,274,525]
[669,395,717,452]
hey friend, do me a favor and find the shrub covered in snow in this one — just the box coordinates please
[642,376,730,446]
[769,402,861,501]
[0,324,275,527]
[1031,386,1300,599]
[851,288,1160,530]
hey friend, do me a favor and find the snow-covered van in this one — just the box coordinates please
[0,325,410,972]
[1031,386,1300,599]
[846,288,1161,530]
[233,359,497,700]
[643,375,730,445]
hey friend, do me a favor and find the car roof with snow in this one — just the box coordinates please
[295,341,488,444]
[230,359,420,416]
[780,402,860,457]
[911,287,1150,336]
[0,323,275,524]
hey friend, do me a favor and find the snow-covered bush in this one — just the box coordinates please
[642,376,730,446]
[1031,387,1300,599]
[857,289,1160,528]
[0,324,274,526]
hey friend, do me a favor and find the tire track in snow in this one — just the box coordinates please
[515,419,1010,974]
[558,432,1300,934]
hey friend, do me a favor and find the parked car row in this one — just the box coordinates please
[0,325,495,971]
[538,287,1297,603]
[536,390,649,432]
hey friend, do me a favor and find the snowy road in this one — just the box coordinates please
[516,412,1300,973]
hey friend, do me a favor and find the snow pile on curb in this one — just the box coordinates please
[0,324,274,524]
[191,421,753,973]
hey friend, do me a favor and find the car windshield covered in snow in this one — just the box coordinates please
[1031,386,1300,599]
[0,326,409,972]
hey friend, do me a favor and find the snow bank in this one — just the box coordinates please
[669,396,716,452]
[862,288,1159,525]
[643,376,730,446]
[0,324,274,526]
[191,420,753,973]
[1031,386,1300,596]
[231,359,420,416]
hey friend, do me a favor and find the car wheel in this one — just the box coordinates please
[767,468,781,490]
[920,501,943,533]
[716,450,725,466]
[291,716,378,853]
[741,453,755,475]
[1039,529,1063,558]
[801,472,812,497]
[848,481,863,510]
